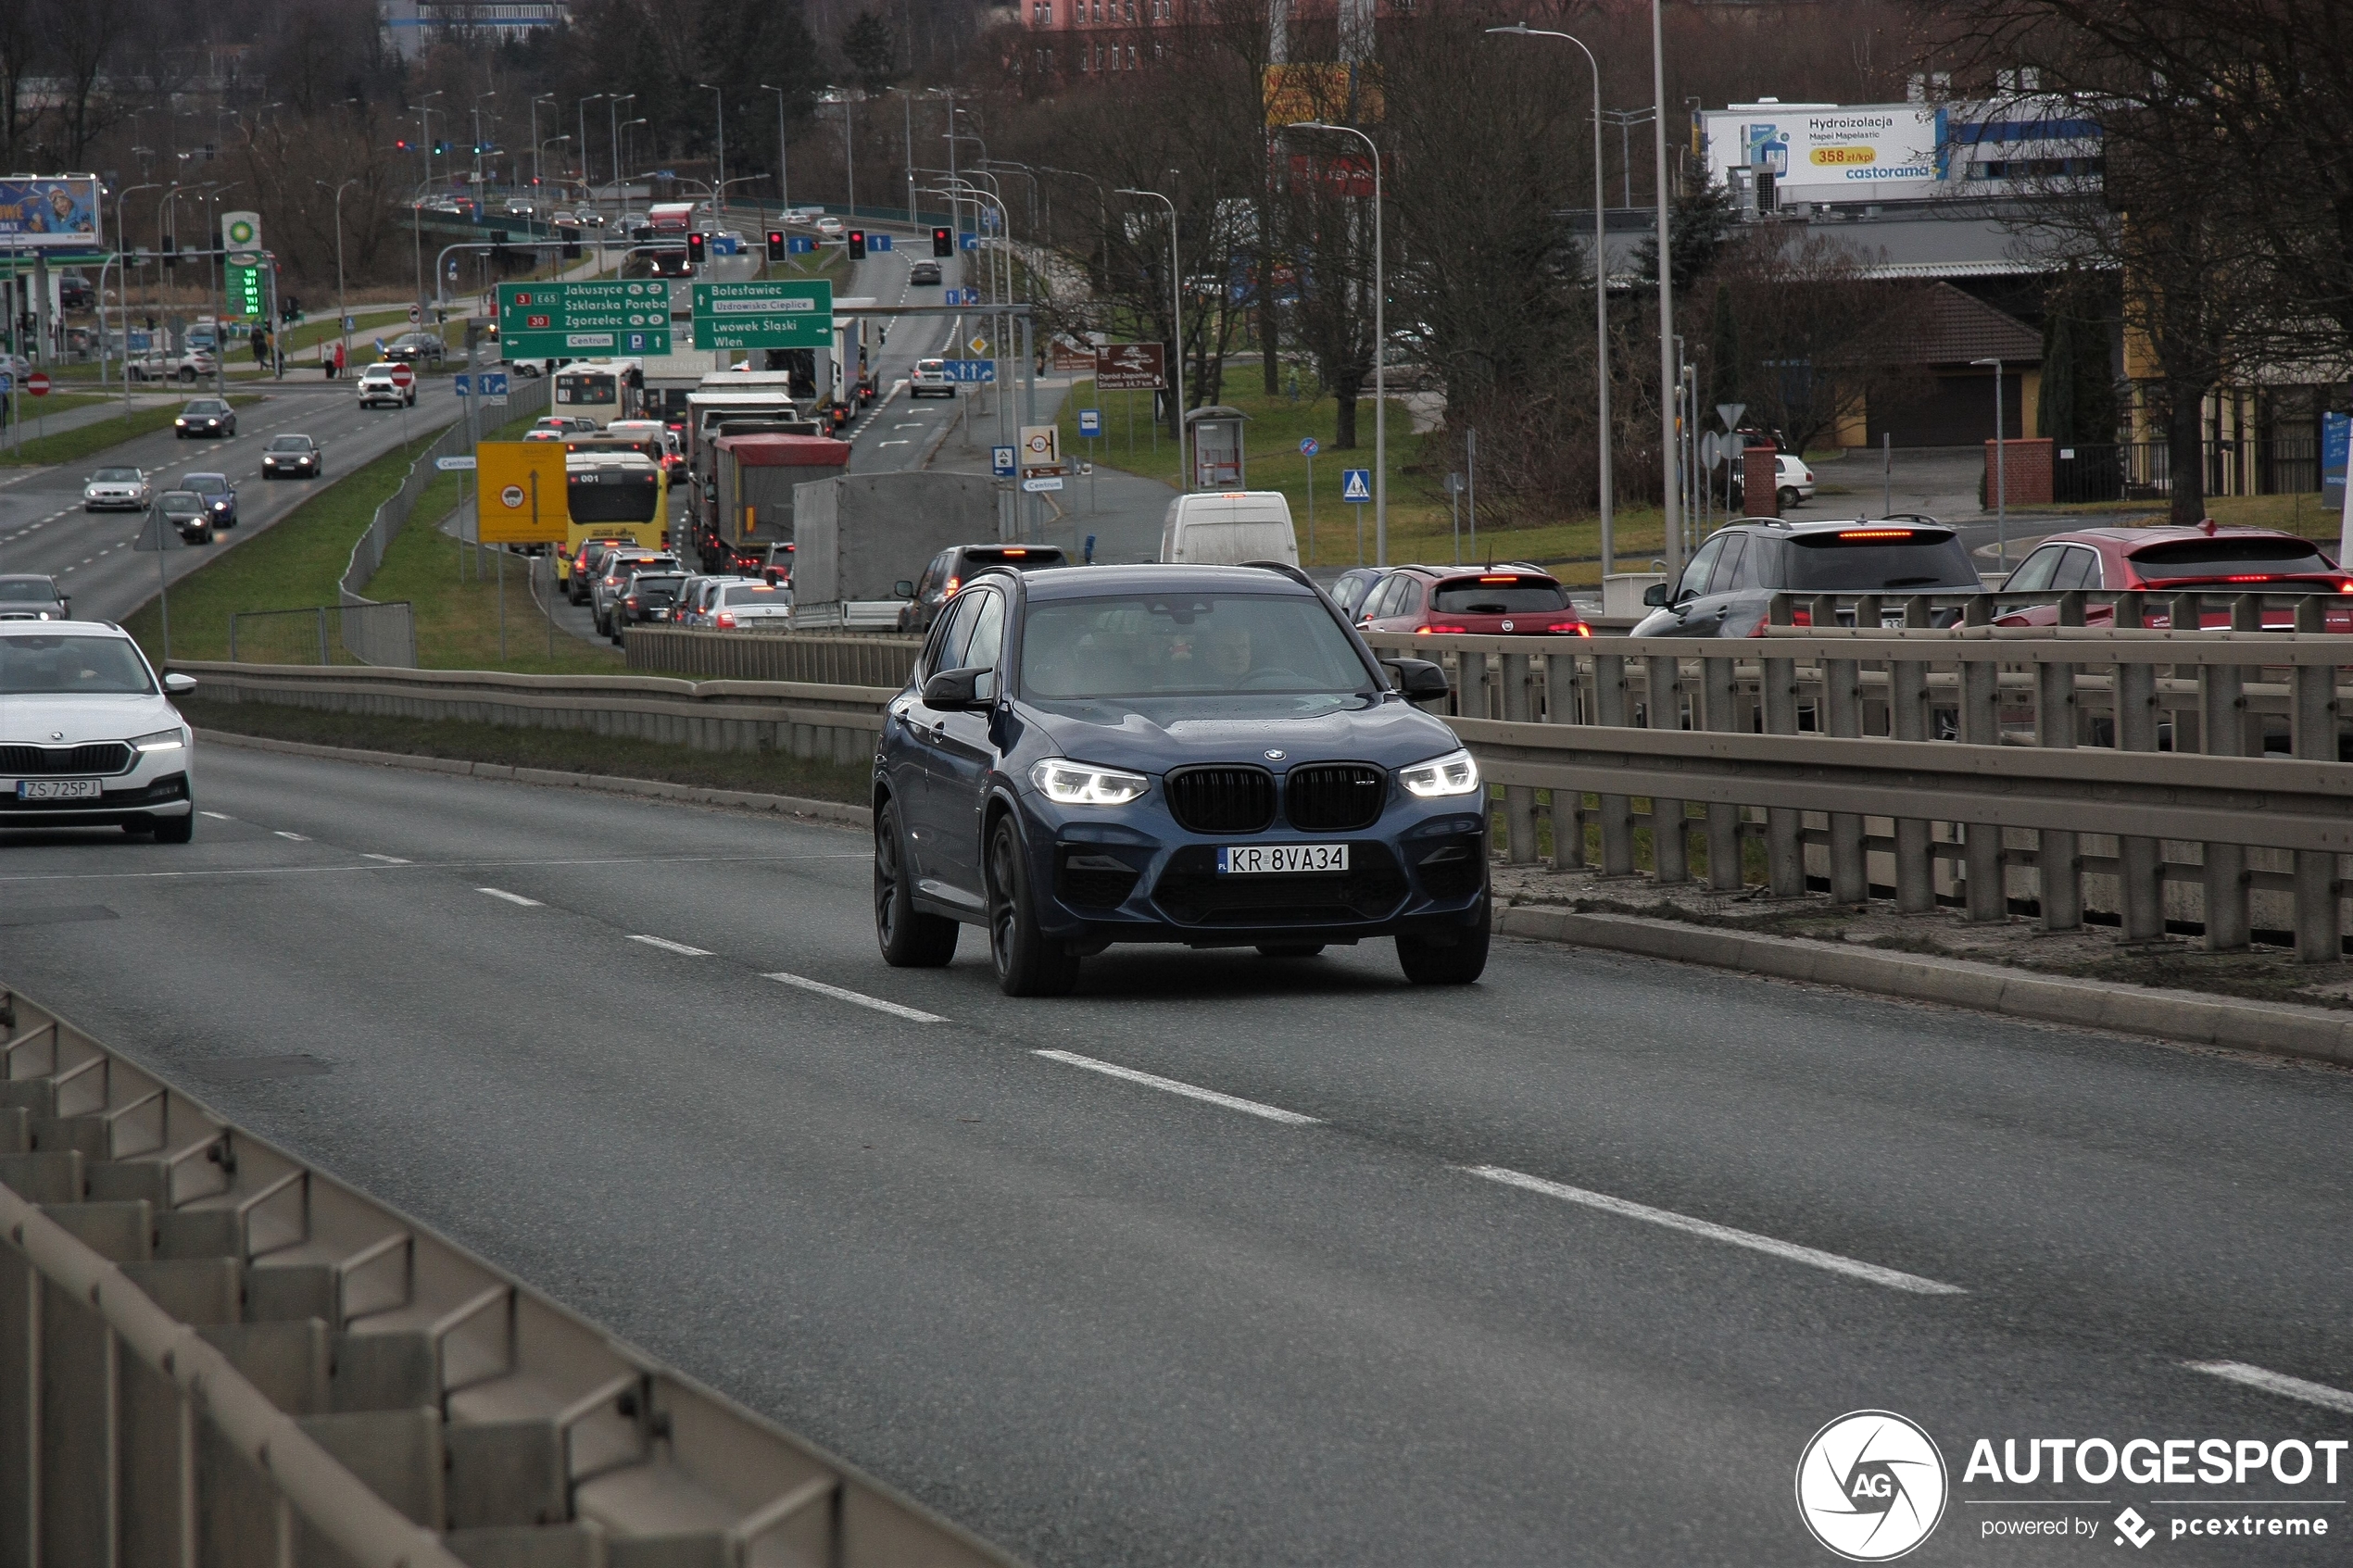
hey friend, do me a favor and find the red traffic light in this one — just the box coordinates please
[933,226,953,257]
[686,231,708,265]
[847,228,866,260]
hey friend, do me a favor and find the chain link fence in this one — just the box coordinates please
[225,601,419,666]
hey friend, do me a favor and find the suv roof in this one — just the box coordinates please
[1019,562,1310,602]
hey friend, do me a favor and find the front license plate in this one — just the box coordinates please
[17,779,102,801]
[1217,844,1349,875]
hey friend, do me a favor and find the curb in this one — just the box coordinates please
[195,729,872,831]
[1497,906,2353,1068]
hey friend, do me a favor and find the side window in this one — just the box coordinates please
[1710,534,1752,594]
[2004,546,2067,594]
[1362,576,1403,621]
[2051,546,2100,591]
[1332,575,1369,615]
[962,589,1006,671]
[925,593,981,678]
[1677,534,1728,600]
[1395,579,1427,617]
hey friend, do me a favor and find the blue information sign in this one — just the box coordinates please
[944,358,997,383]
[869,233,892,251]
[1340,468,1372,503]
[482,371,509,398]
[452,372,471,397]
[1077,408,1102,437]
[991,445,1016,478]
[787,235,817,254]
[960,232,980,251]
[1299,436,1319,457]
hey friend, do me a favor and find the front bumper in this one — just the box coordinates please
[1009,795,1489,947]
[84,495,146,509]
[0,771,191,828]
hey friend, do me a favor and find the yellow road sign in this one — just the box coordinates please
[969,334,989,355]
[475,442,568,545]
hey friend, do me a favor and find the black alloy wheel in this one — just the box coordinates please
[1395,897,1491,985]
[987,817,1080,997]
[874,800,958,966]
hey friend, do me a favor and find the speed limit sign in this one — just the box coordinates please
[409,304,422,324]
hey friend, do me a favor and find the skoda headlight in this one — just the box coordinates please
[1398,747,1481,798]
[1029,759,1149,806]
[131,727,187,753]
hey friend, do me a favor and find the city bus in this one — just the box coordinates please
[552,358,645,423]
[554,448,668,596]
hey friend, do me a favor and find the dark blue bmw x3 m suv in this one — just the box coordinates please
[873,561,1491,996]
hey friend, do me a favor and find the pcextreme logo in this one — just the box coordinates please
[1797,1411,1950,1561]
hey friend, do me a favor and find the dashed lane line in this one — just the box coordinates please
[1033,1048,1321,1125]
[476,887,543,906]
[761,970,946,1023]
[627,934,711,957]
[2185,1361,2353,1416]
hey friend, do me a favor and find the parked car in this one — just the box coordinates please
[154,490,214,545]
[872,561,1485,995]
[82,467,152,512]
[261,434,322,479]
[610,570,688,642]
[381,332,446,367]
[1630,517,1984,638]
[355,365,414,408]
[1727,449,1816,511]
[179,472,238,529]
[897,544,1069,633]
[0,574,69,621]
[909,259,942,286]
[708,578,792,631]
[172,399,235,440]
[0,621,199,841]
[130,350,215,383]
[56,272,94,309]
[1326,567,1388,620]
[592,551,680,635]
[1992,523,2353,631]
[1355,566,1591,637]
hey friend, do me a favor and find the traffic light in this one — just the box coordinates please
[933,226,953,257]
[160,234,175,270]
[766,229,786,262]
[847,228,865,260]
[686,231,708,266]
[396,138,412,153]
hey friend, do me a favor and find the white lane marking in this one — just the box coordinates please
[1033,1048,1321,1125]
[627,934,711,956]
[877,440,910,447]
[762,970,945,1023]
[476,886,542,906]
[198,810,232,820]
[2185,1361,2353,1415]
[273,831,308,841]
[1463,1165,1966,1296]
[360,852,409,864]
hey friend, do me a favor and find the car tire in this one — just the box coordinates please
[1396,898,1491,985]
[1256,944,1326,958]
[152,810,194,844]
[1778,485,1801,510]
[987,816,1080,997]
[875,800,959,967]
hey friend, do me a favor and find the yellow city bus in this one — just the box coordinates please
[555,449,668,596]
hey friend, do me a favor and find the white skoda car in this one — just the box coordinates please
[0,623,198,841]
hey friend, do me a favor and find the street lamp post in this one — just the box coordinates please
[1973,356,2007,571]
[109,182,159,407]
[472,91,497,201]
[316,178,357,365]
[829,91,857,218]
[417,91,444,315]
[695,83,726,220]
[530,94,556,199]
[1288,122,1385,565]
[578,94,604,207]
[1117,184,1186,493]
[1487,24,1616,575]
[1647,0,1680,576]
[610,94,636,225]
[760,84,792,220]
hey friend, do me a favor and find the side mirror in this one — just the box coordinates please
[162,672,197,695]
[1380,657,1451,702]
[921,666,988,710]
[893,579,916,599]
[1642,583,1671,608]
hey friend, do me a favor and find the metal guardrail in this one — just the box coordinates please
[0,985,1026,1568]
[625,628,923,689]
[1365,617,2353,961]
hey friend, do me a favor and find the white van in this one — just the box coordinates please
[1157,491,1300,566]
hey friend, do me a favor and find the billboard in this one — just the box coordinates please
[0,177,101,245]
[1701,107,1943,200]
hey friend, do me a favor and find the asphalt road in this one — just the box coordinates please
[0,380,463,624]
[5,748,2351,1563]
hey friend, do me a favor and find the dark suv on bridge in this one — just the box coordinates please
[872,562,1489,996]
[1629,516,1983,638]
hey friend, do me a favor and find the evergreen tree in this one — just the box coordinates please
[842,12,897,95]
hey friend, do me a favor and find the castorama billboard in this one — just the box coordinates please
[1700,105,1945,201]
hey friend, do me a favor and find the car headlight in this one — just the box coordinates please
[1029,759,1149,806]
[1398,747,1481,798]
[131,727,187,753]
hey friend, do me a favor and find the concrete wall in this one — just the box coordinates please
[791,471,1000,607]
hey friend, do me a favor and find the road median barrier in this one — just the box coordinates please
[0,985,1022,1565]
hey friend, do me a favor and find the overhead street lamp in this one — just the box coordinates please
[610,94,637,225]
[1487,23,1617,574]
[316,178,359,364]
[1646,0,1680,575]
[110,182,161,402]
[577,94,605,205]
[1286,121,1386,565]
[1973,356,2008,571]
[760,83,793,218]
[1117,182,1187,492]
[530,93,556,196]
[692,83,728,222]
[472,90,497,198]
[824,90,860,219]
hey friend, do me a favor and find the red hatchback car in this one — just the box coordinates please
[1994,523,2353,631]
[1354,566,1592,637]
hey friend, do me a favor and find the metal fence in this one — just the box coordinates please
[226,601,419,667]
[2097,436,2323,503]
[329,418,475,668]
[0,984,1026,1568]
[1366,588,2353,963]
[626,627,923,688]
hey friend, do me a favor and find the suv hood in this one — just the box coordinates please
[1019,695,1460,775]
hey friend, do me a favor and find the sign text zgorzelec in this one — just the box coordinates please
[689,281,834,350]
[497,282,673,356]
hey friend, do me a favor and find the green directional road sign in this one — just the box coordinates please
[689,280,834,350]
[497,281,673,358]
[226,261,267,321]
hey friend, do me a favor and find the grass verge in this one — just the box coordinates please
[2,395,262,468]
[179,696,868,805]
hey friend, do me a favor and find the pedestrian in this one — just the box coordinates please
[322,342,333,380]
[333,340,346,378]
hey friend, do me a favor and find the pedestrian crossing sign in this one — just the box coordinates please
[1341,468,1372,503]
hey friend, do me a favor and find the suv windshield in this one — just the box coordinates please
[2129,537,2334,577]
[0,634,154,694]
[1021,593,1372,702]
[1430,576,1567,612]
[1783,531,1979,592]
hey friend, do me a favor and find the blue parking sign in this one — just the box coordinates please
[1077,408,1101,437]
[991,445,1016,478]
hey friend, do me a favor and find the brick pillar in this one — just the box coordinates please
[1984,437,2054,508]
[1743,447,1780,518]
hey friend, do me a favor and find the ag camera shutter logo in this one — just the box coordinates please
[1795,1411,1948,1561]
